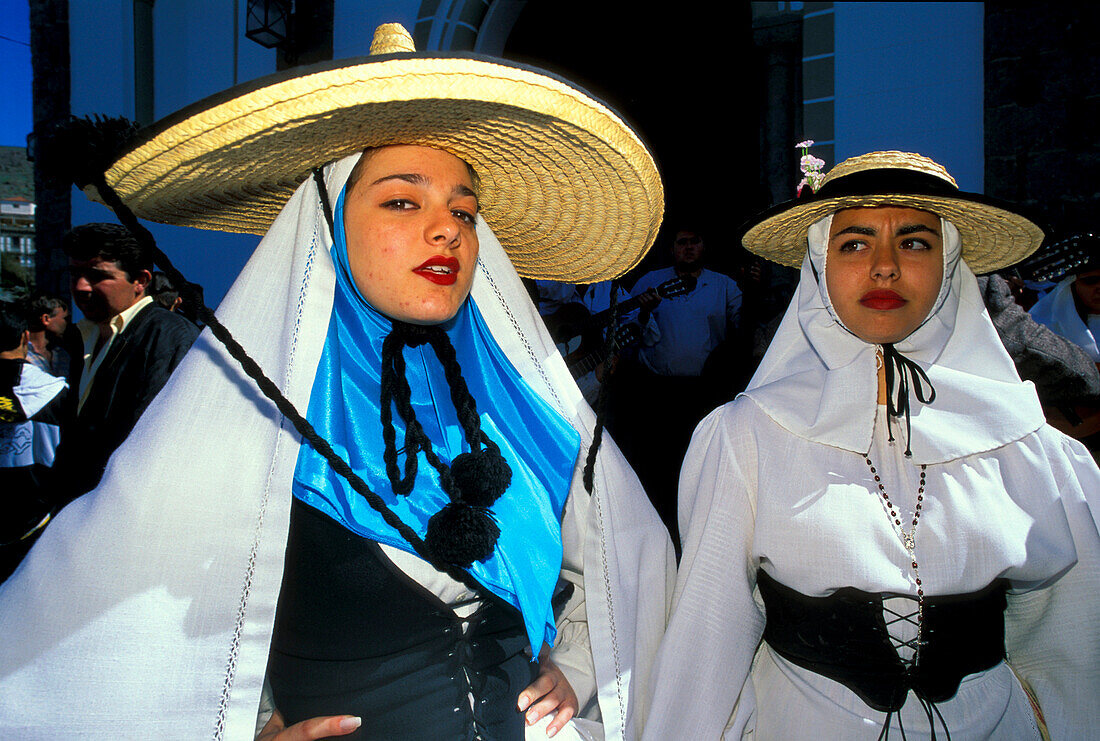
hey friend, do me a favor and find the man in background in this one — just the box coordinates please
[0,306,67,581]
[55,223,199,503]
[618,226,743,554]
[23,294,72,381]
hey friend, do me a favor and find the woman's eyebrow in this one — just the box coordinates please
[897,223,940,237]
[831,225,876,239]
[453,184,478,202]
[370,172,428,187]
[369,174,477,203]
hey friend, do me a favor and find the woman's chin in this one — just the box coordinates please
[385,299,466,326]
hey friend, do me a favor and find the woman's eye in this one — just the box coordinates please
[452,209,477,225]
[382,199,416,211]
[900,238,930,250]
[837,239,867,253]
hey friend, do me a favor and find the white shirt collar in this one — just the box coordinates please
[77,295,154,411]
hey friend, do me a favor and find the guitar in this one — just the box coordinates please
[547,274,697,358]
[567,322,643,380]
[583,274,697,334]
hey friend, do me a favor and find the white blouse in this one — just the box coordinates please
[644,397,1100,740]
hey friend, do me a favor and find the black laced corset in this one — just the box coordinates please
[757,570,1007,713]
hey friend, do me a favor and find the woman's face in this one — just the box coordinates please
[824,207,944,344]
[1072,270,1100,315]
[344,145,480,325]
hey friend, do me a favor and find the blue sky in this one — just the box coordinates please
[0,0,32,147]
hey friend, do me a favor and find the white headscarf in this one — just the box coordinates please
[1029,276,1100,361]
[744,213,1045,464]
[0,154,674,740]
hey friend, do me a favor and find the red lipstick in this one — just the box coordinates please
[413,256,460,286]
[859,289,906,310]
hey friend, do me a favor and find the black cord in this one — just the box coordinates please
[882,343,936,457]
[312,168,336,241]
[582,283,621,493]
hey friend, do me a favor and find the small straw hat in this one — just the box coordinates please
[89,23,664,283]
[741,151,1043,274]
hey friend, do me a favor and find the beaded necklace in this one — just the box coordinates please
[865,454,927,665]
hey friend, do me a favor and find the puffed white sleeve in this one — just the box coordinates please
[1005,431,1100,739]
[643,400,765,739]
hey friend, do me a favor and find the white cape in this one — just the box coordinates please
[0,157,674,740]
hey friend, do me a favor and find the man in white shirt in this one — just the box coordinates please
[620,226,743,554]
[54,223,198,503]
[632,228,742,377]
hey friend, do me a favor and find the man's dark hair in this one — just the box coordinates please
[62,223,153,281]
[671,225,705,244]
[0,305,27,352]
[24,293,68,330]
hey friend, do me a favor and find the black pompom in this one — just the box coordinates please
[426,502,500,567]
[450,445,511,508]
[39,115,140,189]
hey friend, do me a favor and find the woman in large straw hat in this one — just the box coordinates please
[0,24,674,740]
[645,151,1100,739]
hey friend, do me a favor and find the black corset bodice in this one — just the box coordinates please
[267,498,536,740]
[757,569,1007,712]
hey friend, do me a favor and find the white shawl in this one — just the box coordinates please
[0,156,674,740]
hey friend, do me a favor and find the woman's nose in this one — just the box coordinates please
[870,245,900,280]
[425,209,460,246]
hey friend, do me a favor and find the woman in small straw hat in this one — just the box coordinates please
[0,24,673,741]
[644,151,1100,739]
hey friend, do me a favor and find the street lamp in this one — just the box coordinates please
[245,0,291,49]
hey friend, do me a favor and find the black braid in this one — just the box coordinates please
[582,284,621,492]
[378,321,508,566]
[380,322,503,504]
[380,328,462,501]
[380,331,421,495]
[311,169,335,238]
[87,172,492,591]
[424,328,483,450]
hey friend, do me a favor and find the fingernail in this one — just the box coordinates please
[517,694,530,712]
[339,716,362,731]
[547,726,558,738]
[526,710,540,725]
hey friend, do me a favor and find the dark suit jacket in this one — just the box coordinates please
[56,302,199,503]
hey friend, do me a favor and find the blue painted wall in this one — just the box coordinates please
[833,2,984,192]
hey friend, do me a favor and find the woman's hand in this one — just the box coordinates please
[517,649,579,738]
[256,709,361,741]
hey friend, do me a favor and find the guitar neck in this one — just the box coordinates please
[586,294,644,328]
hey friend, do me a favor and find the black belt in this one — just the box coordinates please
[758,570,1007,713]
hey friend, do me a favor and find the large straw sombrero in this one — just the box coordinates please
[741,151,1043,274]
[88,24,663,283]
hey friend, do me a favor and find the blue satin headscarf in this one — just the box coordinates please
[293,184,581,653]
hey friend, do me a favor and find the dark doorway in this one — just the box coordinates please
[503,3,762,279]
